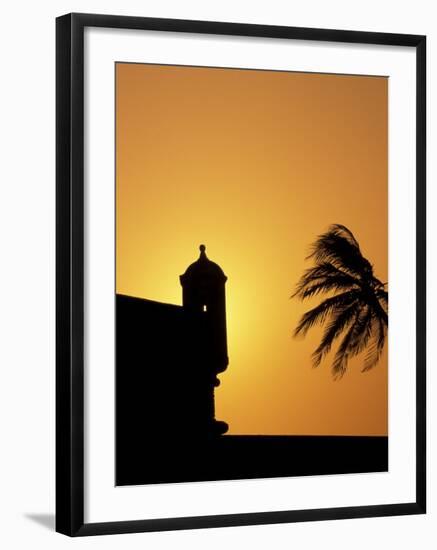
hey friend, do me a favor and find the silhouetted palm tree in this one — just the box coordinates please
[293,224,388,379]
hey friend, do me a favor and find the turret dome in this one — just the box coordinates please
[180,245,227,285]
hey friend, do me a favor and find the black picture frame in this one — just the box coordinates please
[56,12,426,537]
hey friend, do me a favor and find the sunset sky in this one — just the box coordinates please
[115,62,388,436]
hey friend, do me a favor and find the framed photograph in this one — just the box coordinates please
[56,12,426,536]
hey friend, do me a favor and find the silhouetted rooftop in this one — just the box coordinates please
[180,244,227,284]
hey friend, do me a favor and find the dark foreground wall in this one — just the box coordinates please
[117,434,388,486]
[116,293,219,482]
[116,294,388,486]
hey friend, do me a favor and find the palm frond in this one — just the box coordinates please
[371,294,388,326]
[331,313,361,379]
[329,224,361,249]
[311,300,361,367]
[344,305,374,357]
[332,306,376,378]
[362,316,387,372]
[307,224,373,279]
[292,224,388,378]
[292,262,361,300]
[376,289,388,307]
[294,290,360,337]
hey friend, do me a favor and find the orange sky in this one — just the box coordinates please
[115,63,388,436]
